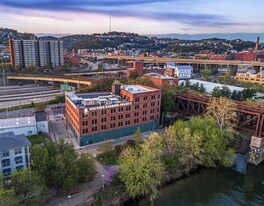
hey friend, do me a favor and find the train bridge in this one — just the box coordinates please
[175,92,264,138]
[175,92,264,165]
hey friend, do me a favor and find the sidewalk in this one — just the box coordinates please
[46,161,107,206]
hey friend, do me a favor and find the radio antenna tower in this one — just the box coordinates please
[109,14,112,32]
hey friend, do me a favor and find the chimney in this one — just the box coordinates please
[255,37,260,50]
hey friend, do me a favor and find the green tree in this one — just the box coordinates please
[11,168,47,205]
[134,127,141,148]
[0,188,19,206]
[35,102,46,111]
[76,153,96,183]
[119,133,165,205]
[161,90,176,114]
[201,68,212,81]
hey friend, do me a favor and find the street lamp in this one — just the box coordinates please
[102,174,105,188]
[67,195,71,206]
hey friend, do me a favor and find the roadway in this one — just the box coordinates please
[86,55,264,67]
[0,94,63,109]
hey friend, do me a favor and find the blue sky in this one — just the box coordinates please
[0,0,263,34]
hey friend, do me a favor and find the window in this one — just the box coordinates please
[125,121,130,125]
[82,121,85,126]
[111,116,116,121]
[150,115,155,120]
[142,117,147,122]
[143,110,147,115]
[126,114,130,118]
[119,107,123,112]
[14,148,22,155]
[2,150,9,157]
[158,95,161,99]
[92,127,97,132]
[135,112,139,117]
[135,97,140,102]
[2,159,10,167]
[101,125,107,130]
[101,110,107,115]
[151,102,155,107]
[135,105,140,110]
[134,118,139,124]
[15,158,23,165]
[143,103,147,108]
[92,111,97,116]
[86,121,88,126]
[151,109,155,114]
[92,119,97,125]
[151,95,156,100]
[86,128,88,133]
[143,96,148,101]
[118,115,123,120]
[126,106,131,111]
[101,118,107,123]
[111,108,116,113]
[118,122,123,127]
[111,123,116,128]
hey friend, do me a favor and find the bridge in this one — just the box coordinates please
[175,92,264,138]
[7,74,98,86]
[63,69,127,76]
[85,55,264,67]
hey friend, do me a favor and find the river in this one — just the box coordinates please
[138,162,264,206]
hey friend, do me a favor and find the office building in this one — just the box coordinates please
[9,39,64,68]
[0,132,31,177]
[66,84,161,146]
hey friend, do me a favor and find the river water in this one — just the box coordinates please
[139,162,264,206]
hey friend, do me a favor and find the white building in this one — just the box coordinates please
[0,132,31,177]
[35,112,49,134]
[0,116,37,136]
[165,62,193,79]
[175,65,193,79]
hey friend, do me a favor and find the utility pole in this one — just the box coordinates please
[2,62,6,90]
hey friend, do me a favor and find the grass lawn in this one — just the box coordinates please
[28,133,50,145]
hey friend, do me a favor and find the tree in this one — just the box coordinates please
[76,153,96,183]
[35,102,46,111]
[119,133,165,205]
[198,83,206,93]
[206,97,237,131]
[11,168,47,205]
[161,90,176,114]
[201,68,212,81]
[134,127,141,148]
[133,77,154,87]
[0,188,19,206]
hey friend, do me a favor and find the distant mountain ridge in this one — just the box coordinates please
[147,33,264,41]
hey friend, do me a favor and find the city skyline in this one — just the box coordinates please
[0,0,264,35]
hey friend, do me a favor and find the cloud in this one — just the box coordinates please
[0,0,241,27]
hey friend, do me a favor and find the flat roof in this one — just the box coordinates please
[67,92,128,109]
[145,73,177,80]
[121,85,154,94]
[0,116,36,130]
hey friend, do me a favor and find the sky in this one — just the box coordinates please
[0,0,263,35]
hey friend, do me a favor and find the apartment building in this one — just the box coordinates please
[235,70,264,85]
[0,132,31,177]
[165,62,193,79]
[9,39,64,68]
[66,84,161,146]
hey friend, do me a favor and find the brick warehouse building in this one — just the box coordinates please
[66,84,161,146]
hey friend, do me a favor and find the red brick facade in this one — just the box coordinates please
[66,85,161,144]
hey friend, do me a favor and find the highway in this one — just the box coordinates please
[0,94,63,109]
[85,55,264,67]
[0,89,61,99]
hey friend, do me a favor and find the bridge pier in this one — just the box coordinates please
[252,66,261,73]
[248,136,264,165]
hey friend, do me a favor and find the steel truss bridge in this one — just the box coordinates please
[175,93,264,138]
